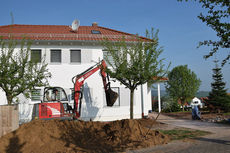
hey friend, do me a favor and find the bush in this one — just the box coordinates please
[222,95,230,112]
[162,101,181,113]
[152,96,181,113]
[206,95,230,113]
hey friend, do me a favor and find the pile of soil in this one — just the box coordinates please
[0,119,169,153]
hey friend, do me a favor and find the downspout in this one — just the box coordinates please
[141,84,144,118]
[158,83,161,112]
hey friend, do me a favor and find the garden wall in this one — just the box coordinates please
[0,105,19,137]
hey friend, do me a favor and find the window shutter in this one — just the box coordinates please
[31,50,41,62]
[71,50,81,63]
[51,50,61,63]
[31,89,41,101]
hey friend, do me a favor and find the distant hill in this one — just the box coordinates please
[151,90,209,98]
[151,90,168,97]
[196,91,209,98]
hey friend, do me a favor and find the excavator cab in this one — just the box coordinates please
[43,87,73,113]
[43,87,68,102]
[32,87,73,120]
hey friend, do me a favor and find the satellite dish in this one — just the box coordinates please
[71,19,80,31]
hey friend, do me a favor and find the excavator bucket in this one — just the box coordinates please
[106,88,119,106]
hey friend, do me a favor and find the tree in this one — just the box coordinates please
[166,65,201,111]
[103,28,169,119]
[178,0,230,66]
[206,60,230,112]
[0,37,51,105]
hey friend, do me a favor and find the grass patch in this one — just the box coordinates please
[223,112,230,116]
[160,129,211,140]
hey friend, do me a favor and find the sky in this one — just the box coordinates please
[0,0,229,92]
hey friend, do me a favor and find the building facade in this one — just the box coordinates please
[0,23,152,122]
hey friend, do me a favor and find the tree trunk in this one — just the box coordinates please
[130,89,134,119]
[6,93,13,105]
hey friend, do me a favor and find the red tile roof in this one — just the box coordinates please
[152,77,168,81]
[0,24,151,42]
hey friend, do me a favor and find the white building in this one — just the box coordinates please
[0,22,152,122]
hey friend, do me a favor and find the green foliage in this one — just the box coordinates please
[166,65,201,111]
[161,96,181,113]
[207,60,230,112]
[103,28,170,118]
[0,37,51,105]
[163,101,181,113]
[157,96,181,113]
[160,129,210,140]
[178,0,230,66]
[103,29,169,90]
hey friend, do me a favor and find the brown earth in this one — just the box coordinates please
[0,118,169,153]
[163,112,230,123]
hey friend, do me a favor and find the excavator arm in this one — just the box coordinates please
[72,60,118,118]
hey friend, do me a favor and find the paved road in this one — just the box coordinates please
[128,113,230,153]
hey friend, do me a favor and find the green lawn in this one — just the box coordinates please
[160,129,211,140]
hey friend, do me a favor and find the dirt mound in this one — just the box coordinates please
[0,119,169,153]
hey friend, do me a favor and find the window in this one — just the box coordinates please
[71,87,92,103]
[70,88,82,101]
[71,88,75,101]
[50,49,61,63]
[31,89,41,101]
[44,87,68,102]
[91,30,101,34]
[103,50,115,67]
[70,50,81,63]
[31,50,41,62]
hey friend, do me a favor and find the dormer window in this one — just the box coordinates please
[91,30,101,34]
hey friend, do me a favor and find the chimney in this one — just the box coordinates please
[92,22,98,27]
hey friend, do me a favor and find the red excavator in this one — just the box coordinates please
[32,60,118,120]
